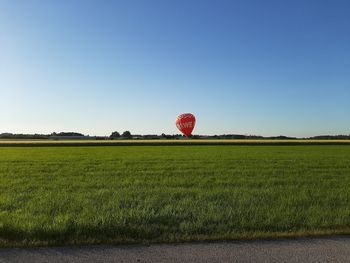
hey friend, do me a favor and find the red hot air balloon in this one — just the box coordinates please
[176,113,196,137]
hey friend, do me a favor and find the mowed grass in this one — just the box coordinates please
[1,145,350,247]
[1,139,350,147]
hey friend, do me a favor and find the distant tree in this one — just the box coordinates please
[110,131,120,139]
[122,131,132,139]
[54,132,84,137]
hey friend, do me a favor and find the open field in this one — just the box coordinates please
[0,139,350,147]
[1,145,350,247]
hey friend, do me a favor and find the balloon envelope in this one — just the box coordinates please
[176,113,196,137]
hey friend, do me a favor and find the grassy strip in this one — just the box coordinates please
[1,145,350,247]
[0,139,350,147]
[2,229,350,248]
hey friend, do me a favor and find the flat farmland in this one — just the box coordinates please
[1,145,350,247]
[1,139,350,147]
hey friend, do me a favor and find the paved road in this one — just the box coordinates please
[2,237,350,263]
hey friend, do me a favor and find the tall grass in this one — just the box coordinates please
[1,146,350,246]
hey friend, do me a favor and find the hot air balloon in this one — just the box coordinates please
[176,113,196,137]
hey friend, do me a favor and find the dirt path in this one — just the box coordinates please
[2,237,350,262]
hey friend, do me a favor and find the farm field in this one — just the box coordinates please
[1,145,350,247]
[0,139,350,147]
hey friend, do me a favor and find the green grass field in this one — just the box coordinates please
[1,139,350,147]
[1,145,350,247]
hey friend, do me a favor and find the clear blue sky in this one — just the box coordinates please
[1,0,349,137]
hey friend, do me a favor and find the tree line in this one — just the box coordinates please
[1,132,350,140]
